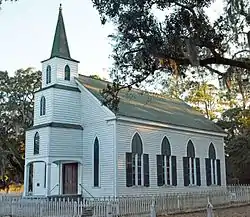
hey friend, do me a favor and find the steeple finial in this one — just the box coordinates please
[59,3,62,11]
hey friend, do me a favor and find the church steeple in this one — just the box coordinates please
[50,4,71,60]
[41,4,79,88]
[42,5,79,63]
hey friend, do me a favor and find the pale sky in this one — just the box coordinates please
[0,0,114,78]
[0,0,222,79]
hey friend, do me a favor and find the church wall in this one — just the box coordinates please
[53,57,78,86]
[41,57,78,88]
[25,127,50,158]
[25,127,50,196]
[115,121,226,196]
[79,86,116,197]
[52,88,81,125]
[33,89,54,126]
[41,59,57,88]
[32,162,46,196]
[49,127,83,157]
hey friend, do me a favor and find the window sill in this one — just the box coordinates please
[160,184,175,188]
[188,184,199,187]
[131,185,147,188]
[92,186,101,189]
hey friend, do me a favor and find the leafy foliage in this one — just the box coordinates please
[0,0,18,8]
[0,68,41,182]
[217,107,250,183]
[91,0,250,111]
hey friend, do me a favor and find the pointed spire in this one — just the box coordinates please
[50,4,72,60]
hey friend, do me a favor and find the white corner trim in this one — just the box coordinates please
[115,116,227,137]
[75,79,115,118]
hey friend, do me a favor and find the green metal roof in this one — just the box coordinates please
[44,4,79,63]
[77,75,225,134]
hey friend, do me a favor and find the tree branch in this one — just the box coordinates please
[232,50,250,59]
[176,56,250,70]
[204,65,224,76]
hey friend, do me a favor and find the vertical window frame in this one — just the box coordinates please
[64,65,70,81]
[93,137,99,187]
[33,132,40,155]
[40,96,46,116]
[46,65,51,84]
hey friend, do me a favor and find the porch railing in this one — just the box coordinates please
[79,183,95,199]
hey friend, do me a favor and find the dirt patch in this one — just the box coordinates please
[159,204,250,217]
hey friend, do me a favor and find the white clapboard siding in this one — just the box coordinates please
[49,128,83,157]
[33,89,53,126]
[25,128,50,158]
[79,85,116,197]
[41,57,79,88]
[115,121,226,196]
[52,88,81,124]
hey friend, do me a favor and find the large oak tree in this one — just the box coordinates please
[0,68,41,182]
[91,0,250,111]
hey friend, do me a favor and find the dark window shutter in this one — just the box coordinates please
[205,158,212,186]
[143,154,150,187]
[157,155,164,186]
[196,158,201,186]
[183,157,189,186]
[171,156,177,186]
[216,159,221,186]
[126,152,133,187]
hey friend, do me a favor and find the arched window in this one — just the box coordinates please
[93,137,99,187]
[34,132,40,155]
[64,65,70,81]
[157,137,177,186]
[126,133,149,187]
[46,65,51,84]
[40,96,46,116]
[183,140,201,186]
[206,143,221,186]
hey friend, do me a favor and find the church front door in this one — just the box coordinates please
[62,163,78,195]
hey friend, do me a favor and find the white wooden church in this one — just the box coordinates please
[23,5,227,198]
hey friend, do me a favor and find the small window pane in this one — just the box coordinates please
[137,155,142,185]
[132,154,136,185]
[191,158,195,184]
[166,156,171,185]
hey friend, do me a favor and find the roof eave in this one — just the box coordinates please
[41,56,80,63]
